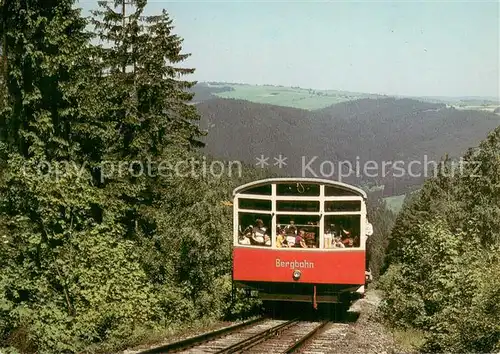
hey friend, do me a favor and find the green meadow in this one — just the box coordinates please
[210,83,383,110]
[384,194,406,214]
[202,83,500,112]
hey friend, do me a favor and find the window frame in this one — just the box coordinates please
[234,182,368,251]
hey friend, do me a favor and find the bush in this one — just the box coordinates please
[380,216,500,352]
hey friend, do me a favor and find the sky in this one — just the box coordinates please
[79,1,500,98]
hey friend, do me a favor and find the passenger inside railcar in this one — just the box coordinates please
[324,225,335,248]
[238,235,251,245]
[353,234,360,247]
[343,237,354,247]
[341,229,354,247]
[277,216,320,249]
[284,220,297,235]
[324,215,361,248]
[325,223,340,248]
[276,229,287,248]
[286,235,296,247]
[324,228,333,248]
[284,220,297,247]
[295,229,308,248]
[333,235,345,248]
[238,225,252,245]
[237,214,272,246]
[251,219,270,246]
[304,231,316,248]
[304,222,318,247]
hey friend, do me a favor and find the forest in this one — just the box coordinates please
[196,97,500,196]
[379,128,500,352]
[0,0,497,353]
[0,0,269,352]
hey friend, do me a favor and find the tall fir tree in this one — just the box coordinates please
[0,0,90,159]
[0,1,154,351]
[90,0,206,273]
[91,0,204,162]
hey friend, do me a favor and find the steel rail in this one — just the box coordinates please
[137,316,266,354]
[215,318,300,354]
[283,321,329,353]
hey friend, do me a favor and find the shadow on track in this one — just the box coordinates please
[262,301,360,323]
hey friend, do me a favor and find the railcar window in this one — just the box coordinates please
[276,215,320,249]
[277,183,320,196]
[240,185,272,195]
[238,212,272,247]
[325,200,361,212]
[325,186,359,197]
[277,200,320,212]
[323,215,361,248]
[238,198,272,211]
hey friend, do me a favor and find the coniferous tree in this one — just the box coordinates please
[0,1,154,351]
[90,1,210,293]
[91,0,203,162]
[0,0,91,159]
[90,0,205,237]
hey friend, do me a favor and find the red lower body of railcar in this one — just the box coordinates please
[232,247,366,306]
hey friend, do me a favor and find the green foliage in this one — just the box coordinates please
[0,0,265,352]
[0,0,93,161]
[421,251,500,352]
[380,220,464,328]
[0,159,155,352]
[380,127,500,352]
[366,197,396,279]
[225,289,263,321]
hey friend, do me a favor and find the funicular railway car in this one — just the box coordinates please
[232,178,373,310]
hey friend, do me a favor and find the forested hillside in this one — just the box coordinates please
[190,83,234,103]
[379,127,500,352]
[197,98,500,195]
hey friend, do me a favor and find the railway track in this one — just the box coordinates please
[138,317,348,354]
[243,320,328,354]
[297,322,351,353]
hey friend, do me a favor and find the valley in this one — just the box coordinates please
[195,94,500,204]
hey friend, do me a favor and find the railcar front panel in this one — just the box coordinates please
[233,247,365,285]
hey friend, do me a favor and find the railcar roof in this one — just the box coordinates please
[233,178,367,199]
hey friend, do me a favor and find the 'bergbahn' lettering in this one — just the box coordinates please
[275,258,315,269]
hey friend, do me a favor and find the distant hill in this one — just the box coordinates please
[190,82,386,109]
[197,97,500,196]
[190,83,234,103]
[190,82,500,112]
